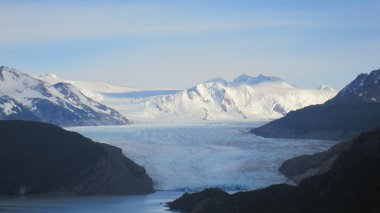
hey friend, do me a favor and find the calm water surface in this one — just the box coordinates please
[0,191,181,213]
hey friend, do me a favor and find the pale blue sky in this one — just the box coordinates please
[0,0,379,89]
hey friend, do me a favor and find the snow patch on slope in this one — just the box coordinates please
[0,101,19,115]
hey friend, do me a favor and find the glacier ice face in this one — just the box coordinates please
[70,122,337,191]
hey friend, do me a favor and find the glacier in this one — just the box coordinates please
[69,122,337,191]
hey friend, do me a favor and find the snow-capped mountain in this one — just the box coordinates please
[0,66,129,126]
[101,74,337,121]
[329,68,380,104]
[35,71,337,122]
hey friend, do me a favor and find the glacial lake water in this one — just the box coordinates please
[0,121,337,212]
[0,191,181,213]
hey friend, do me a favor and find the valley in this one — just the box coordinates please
[69,122,337,191]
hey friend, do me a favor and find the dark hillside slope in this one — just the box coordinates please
[252,102,380,140]
[0,120,153,196]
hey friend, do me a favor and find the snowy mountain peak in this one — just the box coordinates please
[331,68,380,103]
[204,77,229,85]
[0,66,27,81]
[36,73,62,85]
[317,85,335,91]
[232,74,283,86]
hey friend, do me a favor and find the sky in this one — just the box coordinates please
[0,0,379,89]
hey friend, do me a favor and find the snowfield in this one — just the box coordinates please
[69,122,337,191]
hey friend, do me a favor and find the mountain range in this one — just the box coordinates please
[38,72,337,122]
[0,65,339,124]
[0,66,129,126]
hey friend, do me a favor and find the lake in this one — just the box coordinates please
[0,191,181,213]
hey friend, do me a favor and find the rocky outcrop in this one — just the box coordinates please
[168,128,380,213]
[251,68,380,140]
[0,120,153,196]
[168,188,229,212]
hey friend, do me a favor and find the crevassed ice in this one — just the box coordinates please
[69,122,337,191]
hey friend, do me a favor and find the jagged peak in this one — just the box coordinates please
[204,77,229,85]
[0,66,36,82]
[0,66,21,74]
[328,68,380,104]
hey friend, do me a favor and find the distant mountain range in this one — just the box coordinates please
[112,75,335,121]
[0,66,129,126]
[38,73,336,121]
[251,68,380,140]
[1,65,337,124]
